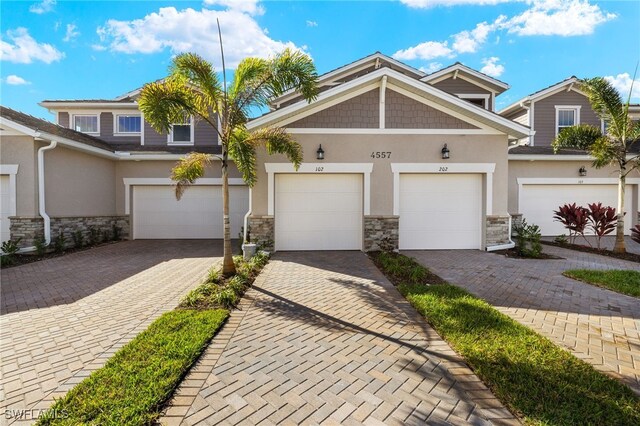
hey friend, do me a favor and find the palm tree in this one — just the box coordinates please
[139,49,318,275]
[553,77,640,253]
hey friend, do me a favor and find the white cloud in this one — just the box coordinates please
[5,75,31,85]
[0,28,64,64]
[306,20,318,27]
[91,44,107,51]
[500,0,616,36]
[480,56,504,77]
[96,7,304,68]
[604,73,640,100]
[63,24,80,42]
[452,21,492,53]
[203,0,264,15]
[419,62,444,74]
[393,41,453,61]
[400,0,517,7]
[29,0,56,14]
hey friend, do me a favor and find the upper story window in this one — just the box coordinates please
[555,106,581,136]
[115,114,141,134]
[168,115,194,145]
[72,114,99,134]
[457,94,490,110]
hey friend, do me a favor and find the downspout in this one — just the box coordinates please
[243,187,252,243]
[379,76,387,129]
[18,140,57,253]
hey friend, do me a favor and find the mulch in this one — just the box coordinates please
[541,241,640,263]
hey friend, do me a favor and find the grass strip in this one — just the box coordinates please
[563,269,640,298]
[371,251,640,426]
[39,309,228,425]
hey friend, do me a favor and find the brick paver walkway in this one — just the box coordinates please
[406,245,640,394]
[0,240,222,424]
[162,251,517,426]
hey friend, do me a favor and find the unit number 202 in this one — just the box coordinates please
[371,151,391,159]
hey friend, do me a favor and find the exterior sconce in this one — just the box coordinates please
[316,144,325,160]
[579,166,587,177]
[441,144,450,160]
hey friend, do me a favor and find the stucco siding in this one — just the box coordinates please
[0,136,38,216]
[533,90,601,147]
[251,133,509,217]
[287,90,380,128]
[385,89,478,129]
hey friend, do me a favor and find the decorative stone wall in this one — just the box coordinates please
[364,216,399,252]
[9,215,130,249]
[486,215,511,247]
[248,216,274,252]
[510,213,523,236]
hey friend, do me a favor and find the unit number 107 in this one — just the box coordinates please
[371,151,391,159]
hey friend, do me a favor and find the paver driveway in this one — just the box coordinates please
[406,245,640,394]
[162,251,517,426]
[0,240,222,423]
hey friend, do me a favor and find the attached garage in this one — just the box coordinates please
[275,174,363,251]
[132,185,248,239]
[399,174,483,249]
[1,175,11,243]
[519,182,633,236]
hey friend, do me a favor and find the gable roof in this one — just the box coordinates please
[421,62,510,93]
[248,67,531,140]
[498,76,580,116]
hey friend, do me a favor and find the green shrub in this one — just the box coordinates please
[72,230,84,248]
[513,219,542,258]
[112,223,122,241]
[214,288,238,309]
[1,238,22,256]
[53,231,66,253]
[34,235,46,256]
[102,229,111,243]
[87,226,100,246]
[206,267,220,284]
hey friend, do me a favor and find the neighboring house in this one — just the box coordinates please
[499,78,640,236]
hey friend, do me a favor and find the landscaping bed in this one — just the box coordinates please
[542,240,640,263]
[563,269,640,298]
[491,247,563,260]
[370,251,640,426]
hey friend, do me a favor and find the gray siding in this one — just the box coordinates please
[57,112,69,127]
[143,120,167,145]
[194,118,219,146]
[431,77,493,110]
[533,90,601,146]
[385,89,478,129]
[287,89,379,128]
[100,113,140,144]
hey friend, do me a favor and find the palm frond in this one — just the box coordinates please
[552,124,602,152]
[138,80,201,135]
[252,127,303,169]
[580,78,625,139]
[170,153,214,199]
[170,53,223,112]
[589,136,618,168]
[228,128,258,186]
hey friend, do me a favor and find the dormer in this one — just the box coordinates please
[420,62,510,112]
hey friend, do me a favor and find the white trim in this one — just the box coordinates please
[456,93,491,110]
[167,116,195,145]
[140,112,145,145]
[529,101,535,146]
[0,164,19,217]
[0,117,39,137]
[421,63,510,90]
[379,75,387,129]
[123,177,246,214]
[491,92,495,112]
[286,128,503,135]
[264,163,373,216]
[71,113,100,135]
[113,113,142,136]
[498,77,587,115]
[555,105,582,137]
[390,163,496,216]
[39,101,138,109]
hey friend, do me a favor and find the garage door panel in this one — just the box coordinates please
[1,176,10,244]
[133,185,248,239]
[400,174,482,250]
[275,174,362,251]
[520,184,632,236]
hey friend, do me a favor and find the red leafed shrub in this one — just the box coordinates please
[632,225,640,244]
[553,203,590,244]
[586,203,617,249]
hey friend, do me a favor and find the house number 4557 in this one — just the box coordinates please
[371,152,391,159]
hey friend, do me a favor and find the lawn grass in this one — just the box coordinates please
[371,251,640,426]
[38,309,228,425]
[563,269,640,298]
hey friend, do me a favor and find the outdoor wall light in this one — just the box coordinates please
[316,144,325,160]
[441,144,450,160]
[579,166,587,177]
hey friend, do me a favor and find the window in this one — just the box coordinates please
[457,94,490,110]
[555,106,580,136]
[116,115,141,134]
[73,115,99,134]
[168,115,193,145]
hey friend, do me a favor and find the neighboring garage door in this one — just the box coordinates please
[399,174,483,249]
[520,184,632,236]
[0,175,10,244]
[275,174,362,250]
[132,185,249,239]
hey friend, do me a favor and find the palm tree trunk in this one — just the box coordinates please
[221,153,236,276]
[613,168,626,253]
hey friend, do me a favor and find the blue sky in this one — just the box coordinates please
[1,0,639,120]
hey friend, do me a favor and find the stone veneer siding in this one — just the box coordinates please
[364,216,399,252]
[10,215,130,249]
[485,215,511,246]
[248,216,274,252]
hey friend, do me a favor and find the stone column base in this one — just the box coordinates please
[248,216,274,252]
[486,215,511,247]
[364,216,399,252]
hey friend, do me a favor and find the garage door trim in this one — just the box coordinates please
[123,177,246,214]
[265,163,373,216]
[0,165,18,218]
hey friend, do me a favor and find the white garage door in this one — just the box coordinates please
[520,184,632,236]
[1,175,10,244]
[275,174,362,250]
[132,185,248,239]
[400,174,482,249]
